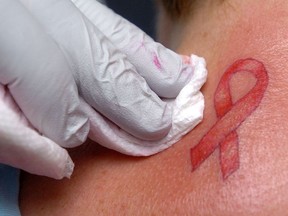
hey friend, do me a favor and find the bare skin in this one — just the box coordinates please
[20,0,288,215]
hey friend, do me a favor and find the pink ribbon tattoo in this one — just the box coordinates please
[190,58,269,180]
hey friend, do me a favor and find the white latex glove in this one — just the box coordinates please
[0,0,198,179]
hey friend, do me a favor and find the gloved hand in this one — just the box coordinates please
[0,0,195,179]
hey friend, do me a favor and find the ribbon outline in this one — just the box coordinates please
[190,58,269,180]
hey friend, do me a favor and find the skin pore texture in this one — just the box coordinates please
[20,0,288,215]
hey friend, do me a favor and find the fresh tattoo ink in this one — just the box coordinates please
[190,58,269,180]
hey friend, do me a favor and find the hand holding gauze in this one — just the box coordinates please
[0,0,207,179]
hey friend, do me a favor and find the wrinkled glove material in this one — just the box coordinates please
[86,54,207,156]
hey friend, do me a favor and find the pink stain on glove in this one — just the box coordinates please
[153,53,162,70]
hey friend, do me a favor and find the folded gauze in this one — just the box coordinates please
[82,54,207,156]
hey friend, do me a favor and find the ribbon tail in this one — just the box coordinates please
[220,131,240,180]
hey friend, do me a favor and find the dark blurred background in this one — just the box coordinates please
[105,0,157,38]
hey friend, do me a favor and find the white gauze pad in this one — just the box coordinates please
[82,54,207,156]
